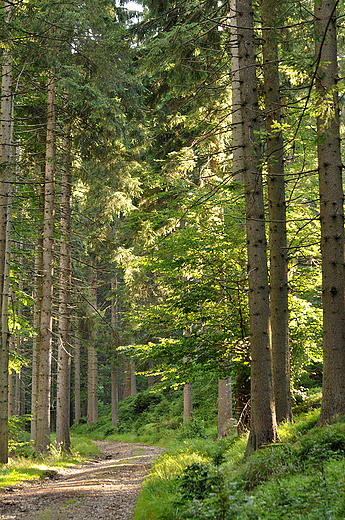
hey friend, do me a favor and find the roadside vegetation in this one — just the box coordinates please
[4,377,345,519]
[0,433,99,488]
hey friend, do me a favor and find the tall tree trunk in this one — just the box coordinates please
[36,73,56,453]
[31,165,45,442]
[74,331,81,424]
[218,377,233,438]
[8,370,14,417]
[56,124,72,452]
[130,363,137,396]
[236,0,278,454]
[87,259,98,427]
[123,361,130,399]
[111,367,119,426]
[262,0,292,423]
[230,0,244,183]
[110,279,119,426]
[15,244,25,420]
[0,0,13,463]
[148,360,154,388]
[314,0,345,423]
[183,382,193,424]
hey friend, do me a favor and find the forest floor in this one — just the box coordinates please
[0,440,164,520]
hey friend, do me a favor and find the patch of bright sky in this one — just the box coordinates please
[116,1,144,11]
[127,1,144,11]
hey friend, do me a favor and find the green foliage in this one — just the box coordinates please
[0,434,100,488]
[71,379,219,444]
[134,413,345,520]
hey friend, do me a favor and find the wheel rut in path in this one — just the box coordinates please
[0,440,164,520]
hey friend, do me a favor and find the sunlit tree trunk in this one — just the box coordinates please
[56,124,72,452]
[15,244,25,420]
[36,73,56,454]
[110,279,119,425]
[262,0,292,423]
[0,0,13,463]
[74,331,81,424]
[183,382,193,424]
[315,0,345,423]
[130,363,137,396]
[235,0,278,454]
[218,377,233,438]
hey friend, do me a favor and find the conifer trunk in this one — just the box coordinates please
[56,124,72,451]
[262,0,292,423]
[130,363,137,396]
[74,332,81,424]
[183,382,193,424]
[230,0,244,183]
[111,367,119,426]
[31,166,45,442]
[36,73,56,453]
[218,377,233,438]
[235,0,278,454]
[315,0,345,423]
[0,0,13,463]
[87,260,98,427]
[110,280,119,426]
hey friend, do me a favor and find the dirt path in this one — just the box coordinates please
[0,441,164,520]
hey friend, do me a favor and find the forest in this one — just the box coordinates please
[0,0,345,517]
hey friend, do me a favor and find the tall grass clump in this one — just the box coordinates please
[134,411,345,520]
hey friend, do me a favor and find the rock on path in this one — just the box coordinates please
[0,441,164,520]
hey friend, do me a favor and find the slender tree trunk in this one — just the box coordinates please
[314,0,345,423]
[183,382,193,424]
[235,0,278,454]
[0,1,13,463]
[148,360,154,388]
[110,279,119,425]
[31,167,45,442]
[111,367,119,426]
[230,0,244,183]
[36,73,56,453]
[262,0,292,423]
[8,370,14,417]
[15,245,25,421]
[130,363,137,396]
[123,361,130,399]
[56,124,72,452]
[87,259,98,427]
[74,332,81,424]
[218,377,233,438]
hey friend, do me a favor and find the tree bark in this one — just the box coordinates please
[74,332,81,424]
[262,0,292,423]
[230,0,244,183]
[56,124,72,452]
[130,363,137,396]
[314,0,345,423]
[111,366,119,426]
[87,259,98,427]
[0,0,13,463]
[218,377,234,438]
[110,279,119,425]
[235,0,278,454]
[36,73,56,454]
[183,382,193,424]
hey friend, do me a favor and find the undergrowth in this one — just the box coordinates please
[0,434,100,488]
[134,408,345,520]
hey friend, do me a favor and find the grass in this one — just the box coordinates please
[0,433,100,488]
[133,408,345,519]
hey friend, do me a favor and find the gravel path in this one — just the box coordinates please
[0,441,164,520]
